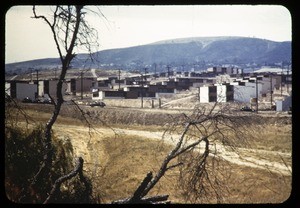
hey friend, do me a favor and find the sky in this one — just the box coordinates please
[5,5,291,64]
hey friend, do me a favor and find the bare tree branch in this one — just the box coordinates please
[31,5,97,187]
[43,157,84,204]
[111,172,170,204]
[123,102,255,203]
[5,92,34,128]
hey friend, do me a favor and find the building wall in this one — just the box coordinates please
[48,80,68,97]
[200,85,233,103]
[6,81,17,98]
[276,96,292,111]
[48,80,57,96]
[93,90,127,100]
[65,81,72,93]
[75,78,93,92]
[200,84,234,103]
[92,90,101,100]
[38,80,44,97]
[199,86,210,103]
[216,85,227,102]
[233,82,262,103]
[5,82,11,96]
[252,77,274,95]
[42,80,68,97]
[16,83,37,100]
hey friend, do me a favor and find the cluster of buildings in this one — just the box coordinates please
[5,66,292,111]
[200,74,279,103]
[91,76,215,100]
[5,78,93,102]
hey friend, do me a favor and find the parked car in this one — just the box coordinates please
[90,101,106,107]
[22,97,32,103]
[41,98,52,104]
[240,106,254,112]
[33,98,42,103]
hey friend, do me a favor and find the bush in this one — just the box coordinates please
[5,125,93,203]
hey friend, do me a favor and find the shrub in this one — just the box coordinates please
[5,124,93,203]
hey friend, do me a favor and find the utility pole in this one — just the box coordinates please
[270,75,273,109]
[118,68,121,90]
[144,67,147,80]
[241,68,244,78]
[36,70,39,99]
[287,64,289,94]
[256,77,258,113]
[198,87,200,103]
[140,67,148,108]
[154,63,157,80]
[166,65,170,78]
[81,71,83,100]
[281,61,283,97]
[30,68,33,82]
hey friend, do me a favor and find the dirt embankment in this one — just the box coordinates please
[21,102,292,126]
[50,123,292,177]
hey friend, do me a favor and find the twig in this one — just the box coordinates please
[131,172,153,201]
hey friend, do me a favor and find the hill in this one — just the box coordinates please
[5,36,291,74]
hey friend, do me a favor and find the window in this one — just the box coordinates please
[93,91,99,97]
[209,86,217,93]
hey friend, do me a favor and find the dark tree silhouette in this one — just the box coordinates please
[31,5,99,184]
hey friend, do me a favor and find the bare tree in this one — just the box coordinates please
[113,103,255,203]
[31,5,99,184]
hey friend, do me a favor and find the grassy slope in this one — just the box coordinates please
[10,106,292,204]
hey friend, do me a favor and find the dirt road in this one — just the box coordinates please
[53,124,292,176]
[113,127,292,176]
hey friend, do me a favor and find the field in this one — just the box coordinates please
[9,102,292,204]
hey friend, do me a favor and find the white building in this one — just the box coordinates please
[231,80,262,103]
[200,74,281,104]
[200,85,215,103]
[199,84,233,103]
[250,75,276,95]
[92,89,126,100]
[232,74,279,103]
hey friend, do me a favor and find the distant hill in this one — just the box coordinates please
[5,36,291,74]
[5,58,62,75]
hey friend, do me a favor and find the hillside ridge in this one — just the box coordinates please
[5,36,291,75]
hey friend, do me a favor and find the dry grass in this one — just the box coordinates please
[83,134,291,204]
[7,104,292,204]
[87,135,183,203]
[249,123,292,152]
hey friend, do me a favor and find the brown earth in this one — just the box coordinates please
[13,103,292,204]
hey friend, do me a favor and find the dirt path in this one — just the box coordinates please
[52,124,292,176]
[113,128,292,176]
[161,94,196,108]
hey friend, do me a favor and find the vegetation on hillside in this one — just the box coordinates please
[5,124,94,203]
